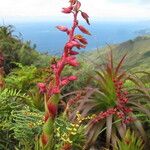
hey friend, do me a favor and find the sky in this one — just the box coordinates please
[0,0,150,22]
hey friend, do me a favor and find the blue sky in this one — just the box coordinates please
[0,0,150,22]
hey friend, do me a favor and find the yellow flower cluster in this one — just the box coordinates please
[56,122,81,144]
[28,120,44,128]
[23,111,42,118]
[66,123,79,136]
[76,111,96,123]
[56,127,73,144]
[55,112,96,145]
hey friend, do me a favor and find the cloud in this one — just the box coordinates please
[0,0,150,22]
[138,0,150,4]
[108,0,150,4]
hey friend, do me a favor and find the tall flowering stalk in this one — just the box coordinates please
[91,53,133,124]
[38,0,91,149]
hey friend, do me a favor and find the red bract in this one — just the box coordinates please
[74,1,81,11]
[69,50,79,55]
[51,87,60,94]
[47,102,57,118]
[44,112,49,122]
[41,134,49,146]
[61,79,70,86]
[74,35,88,45]
[81,12,89,20]
[68,75,77,81]
[37,83,47,94]
[56,26,68,32]
[66,56,79,67]
[62,6,73,14]
[61,75,77,86]
[78,37,88,45]
[66,40,82,49]
[70,0,76,5]
[78,25,91,35]
[81,11,90,25]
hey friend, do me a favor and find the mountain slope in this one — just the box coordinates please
[83,35,150,71]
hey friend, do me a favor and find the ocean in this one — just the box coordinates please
[4,20,150,55]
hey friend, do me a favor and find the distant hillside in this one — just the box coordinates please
[82,35,150,72]
[0,25,51,73]
[1,25,149,74]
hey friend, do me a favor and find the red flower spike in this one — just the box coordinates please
[56,26,68,32]
[40,0,91,147]
[62,6,73,14]
[41,134,49,145]
[47,102,57,118]
[78,25,91,35]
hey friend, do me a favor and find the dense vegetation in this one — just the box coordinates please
[0,1,150,150]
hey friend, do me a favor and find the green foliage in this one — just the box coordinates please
[0,25,50,74]
[10,106,43,150]
[0,88,44,150]
[4,63,49,109]
[5,63,41,91]
[115,129,144,150]
[82,36,150,72]
[18,42,51,67]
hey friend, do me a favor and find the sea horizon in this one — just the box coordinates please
[1,19,150,55]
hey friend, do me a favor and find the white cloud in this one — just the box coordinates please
[0,0,150,22]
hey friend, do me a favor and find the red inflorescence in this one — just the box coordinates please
[114,79,133,123]
[92,79,133,124]
[39,0,91,147]
[38,0,91,127]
